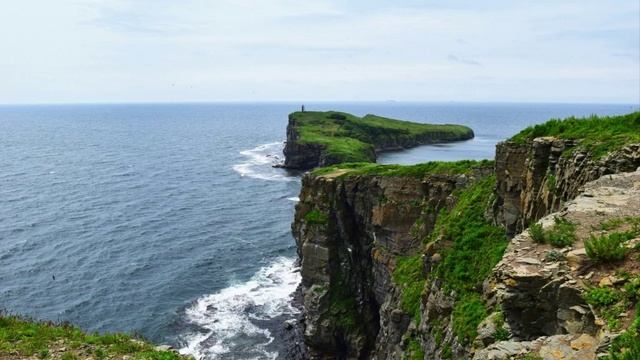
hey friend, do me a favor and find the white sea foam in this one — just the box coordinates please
[179,257,301,360]
[286,197,300,202]
[232,142,297,182]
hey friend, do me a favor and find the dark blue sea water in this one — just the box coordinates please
[1,102,637,359]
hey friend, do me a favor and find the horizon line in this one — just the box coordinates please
[1,100,639,107]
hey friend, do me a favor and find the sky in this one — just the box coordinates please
[0,0,638,104]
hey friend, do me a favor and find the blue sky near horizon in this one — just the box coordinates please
[0,0,638,104]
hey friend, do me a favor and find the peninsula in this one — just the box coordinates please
[282,111,474,170]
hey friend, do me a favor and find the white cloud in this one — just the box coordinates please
[0,0,637,103]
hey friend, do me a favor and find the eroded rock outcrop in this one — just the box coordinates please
[477,169,640,360]
[494,139,640,236]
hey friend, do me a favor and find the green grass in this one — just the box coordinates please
[604,303,640,360]
[452,294,487,344]
[313,159,493,178]
[431,175,508,294]
[304,209,329,225]
[510,112,640,158]
[584,286,627,330]
[0,315,186,359]
[585,231,636,263]
[491,312,510,341]
[404,337,425,360]
[429,175,509,343]
[393,255,426,323]
[291,111,474,164]
[584,287,621,307]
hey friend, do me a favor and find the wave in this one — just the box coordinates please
[232,142,297,182]
[286,197,300,202]
[178,257,301,360]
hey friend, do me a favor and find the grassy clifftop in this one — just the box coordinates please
[312,159,493,178]
[283,111,474,169]
[511,111,640,158]
[0,315,189,360]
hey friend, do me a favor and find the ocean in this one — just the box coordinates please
[1,102,637,359]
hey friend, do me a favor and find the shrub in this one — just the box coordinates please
[606,303,640,360]
[528,223,545,243]
[527,218,576,247]
[623,276,640,301]
[493,327,510,341]
[544,250,565,262]
[585,232,632,262]
[584,287,621,307]
[304,209,328,225]
[545,217,576,247]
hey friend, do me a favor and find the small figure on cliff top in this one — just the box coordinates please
[301,104,305,112]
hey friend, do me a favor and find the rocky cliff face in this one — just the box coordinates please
[292,167,492,359]
[292,139,640,359]
[494,139,640,236]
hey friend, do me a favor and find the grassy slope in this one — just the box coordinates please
[511,112,640,158]
[292,111,473,163]
[0,315,187,360]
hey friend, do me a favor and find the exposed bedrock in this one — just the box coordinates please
[494,139,640,236]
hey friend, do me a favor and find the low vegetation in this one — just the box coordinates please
[0,315,186,360]
[393,255,426,323]
[451,294,487,344]
[292,111,473,163]
[304,209,329,225]
[585,273,640,332]
[404,337,425,360]
[491,312,510,341]
[429,175,509,343]
[527,217,576,247]
[313,159,493,178]
[585,231,635,262]
[510,112,640,158]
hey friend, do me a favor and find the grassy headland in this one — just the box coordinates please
[284,111,474,168]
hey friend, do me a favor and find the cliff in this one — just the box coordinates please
[495,112,640,236]
[291,112,640,359]
[282,111,474,170]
